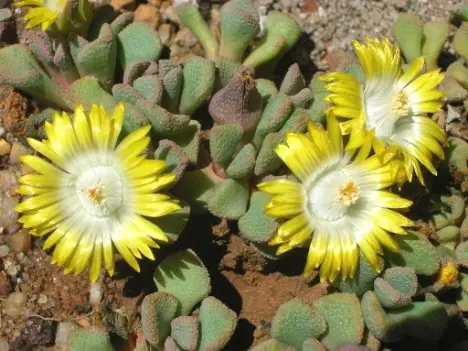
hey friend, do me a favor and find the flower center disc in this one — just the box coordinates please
[75,166,124,218]
[307,170,360,221]
[391,90,409,117]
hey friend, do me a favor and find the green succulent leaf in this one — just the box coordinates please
[454,22,468,60]
[385,231,440,275]
[392,14,423,63]
[209,124,244,168]
[171,316,199,351]
[253,93,293,149]
[225,143,256,179]
[279,63,306,95]
[67,327,114,351]
[219,0,260,61]
[250,339,289,351]
[313,293,365,350]
[175,3,219,60]
[198,297,237,351]
[133,75,164,104]
[373,267,417,309]
[271,298,327,349]
[207,178,250,220]
[333,254,383,296]
[141,292,180,347]
[422,21,449,70]
[179,56,215,115]
[154,250,211,316]
[117,22,163,69]
[0,44,69,109]
[73,24,117,90]
[239,191,278,243]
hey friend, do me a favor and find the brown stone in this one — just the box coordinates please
[0,271,10,297]
[1,91,28,138]
[158,23,173,45]
[134,4,162,29]
[9,142,32,163]
[8,229,31,254]
[0,195,18,233]
[110,0,135,11]
[0,138,10,156]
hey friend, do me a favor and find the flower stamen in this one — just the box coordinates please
[87,185,105,205]
[338,180,360,206]
[392,90,409,117]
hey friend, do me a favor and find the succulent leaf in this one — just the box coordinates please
[209,124,244,168]
[313,293,365,351]
[392,14,423,63]
[422,21,449,70]
[141,292,180,347]
[454,22,468,60]
[279,63,306,95]
[154,139,190,181]
[153,250,211,316]
[373,267,417,309]
[67,327,114,351]
[385,231,440,275]
[197,297,237,351]
[117,22,162,70]
[238,191,278,243]
[271,298,327,349]
[179,56,215,115]
[175,3,219,60]
[171,316,199,351]
[225,143,256,179]
[332,254,383,296]
[209,67,263,133]
[252,93,293,149]
[207,178,250,220]
[219,0,260,61]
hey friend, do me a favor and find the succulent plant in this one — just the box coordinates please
[454,20,468,61]
[67,326,115,351]
[175,0,302,84]
[392,13,449,69]
[173,64,321,221]
[254,269,449,351]
[139,249,237,350]
[0,12,216,175]
[252,293,368,351]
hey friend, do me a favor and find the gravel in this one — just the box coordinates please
[253,0,466,69]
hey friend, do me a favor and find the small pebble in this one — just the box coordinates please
[0,244,9,258]
[6,265,18,276]
[0,338,9,351]
[0,271,11,297]
[134,4,162,29]
[110,0,135,10]
[3,292,27,318]
[8,229,31,254]
[9,142,31,164]
[0,138,10,156]
[37,294,48,304]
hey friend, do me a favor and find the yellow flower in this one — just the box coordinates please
[257,113,414,282]
[15,104,181,282]
[321,38,446,185]
[15,0,67,31]
[437,261,458,286]
[14,0,92,34]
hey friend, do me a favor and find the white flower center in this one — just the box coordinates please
[363,80,409,139]
[75,166,124,218]
[307,170,360,221]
